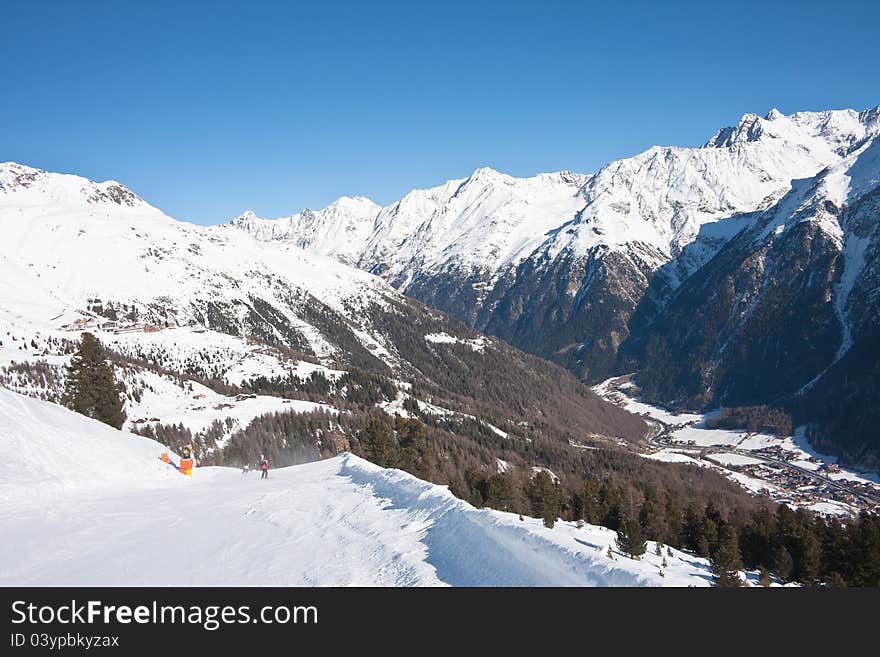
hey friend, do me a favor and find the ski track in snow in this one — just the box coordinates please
[0,388,719,587]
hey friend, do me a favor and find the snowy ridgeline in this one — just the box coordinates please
[230,107,880,283]
[0,387,729,587]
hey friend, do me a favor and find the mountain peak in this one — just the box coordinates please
[0,161,46,192]
[703,106,876,154]
[0,161,145,208]
[230,210,261,225]
[465,166,506,184]
[326,194,381,212]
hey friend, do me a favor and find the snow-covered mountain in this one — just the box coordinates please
[0,159,648,463]
[0,161,392,352]
[230,194,381,265]
[622,129,880,468]
[0,387,721,586]
[229,107,879,277]
[229,106,880,378]
[225,105,880,467]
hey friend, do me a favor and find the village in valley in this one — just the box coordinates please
[595,376,880,518]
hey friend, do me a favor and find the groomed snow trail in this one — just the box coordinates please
[0,389,714,586]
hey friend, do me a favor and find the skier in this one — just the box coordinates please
[260,457,269,479]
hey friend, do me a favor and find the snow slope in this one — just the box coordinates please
[0,387,183,503]
[0,388,716,586]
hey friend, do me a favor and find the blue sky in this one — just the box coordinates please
[2,0,878,225]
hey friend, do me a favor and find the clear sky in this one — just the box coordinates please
[2,0,878,225]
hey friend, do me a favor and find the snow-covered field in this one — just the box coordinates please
[590,378,703,426]
[0,388,726,587]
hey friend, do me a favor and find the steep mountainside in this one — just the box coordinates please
[622,135,880,467]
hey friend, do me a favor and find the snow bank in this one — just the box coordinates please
[0,388,180,504]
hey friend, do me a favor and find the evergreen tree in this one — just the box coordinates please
[528,471,560,528]
[486,473,515,511]
[395,416,432,478]
[598,480,623,531]
[616,513,647,559]
[794,529,822,586]
[849,512,880,586]
[639,487,667,542]
[711,524,743,587]
[361,412,397,467]
[663,496,683,548]
[699,516,719,558]
[681,505,703,552]
[774,545,794,582]
[62,333,126,429]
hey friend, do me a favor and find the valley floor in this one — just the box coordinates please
[594,376,880,516]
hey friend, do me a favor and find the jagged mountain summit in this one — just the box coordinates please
[230,195,381,265]
[230,108,879,271]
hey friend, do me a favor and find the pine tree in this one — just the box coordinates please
[774,545,794,582]
[528,470,560,529]
[62,332,126,429]
[850,512,880,586]
[395,416,432,478]
[710,524,743,587]
[794,529,822,586]
[616,514,647,559]
[361,412,397,467]
[486,473,515,511]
